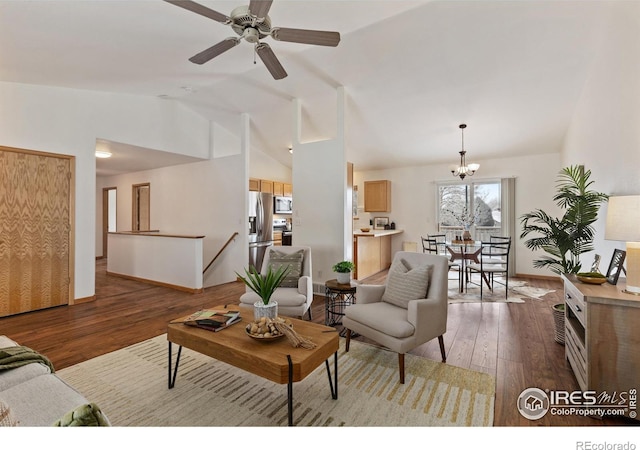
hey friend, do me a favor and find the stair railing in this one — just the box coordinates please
[203,231,239,274]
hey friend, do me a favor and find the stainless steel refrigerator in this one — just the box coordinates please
[248,191,273,272]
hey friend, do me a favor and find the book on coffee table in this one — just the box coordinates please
[176,309,242,332]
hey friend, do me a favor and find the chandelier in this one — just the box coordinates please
[451,124,479,180]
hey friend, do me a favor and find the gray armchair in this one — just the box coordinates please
[342,251,449,384]
[239,245,313,319]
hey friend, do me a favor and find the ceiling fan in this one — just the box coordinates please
[165,0,341,80]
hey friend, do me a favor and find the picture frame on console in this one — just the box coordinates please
[606,249,626,285]
[373,217,389,230]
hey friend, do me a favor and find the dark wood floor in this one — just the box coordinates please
[0,259,634,427]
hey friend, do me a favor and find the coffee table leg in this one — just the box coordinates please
[325,351,338,399]
[287,355,293,426]
[168,341,183,389]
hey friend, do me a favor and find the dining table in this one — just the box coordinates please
[445,240,488,292]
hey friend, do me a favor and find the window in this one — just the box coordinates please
[437,180,505,242]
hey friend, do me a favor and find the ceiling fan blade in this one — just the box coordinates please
[248,0,273,20]
[271,27,340,47]
[256,43,287,80]
[189,38,240,65]
[164,0,229,23]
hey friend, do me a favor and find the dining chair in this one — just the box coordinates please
[423,236,461,290]
[466,240,511,299]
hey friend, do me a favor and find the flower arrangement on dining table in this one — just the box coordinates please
[443,206,480,230]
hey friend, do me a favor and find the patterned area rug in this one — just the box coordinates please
[57,334,495,427]
[448,279,555,304]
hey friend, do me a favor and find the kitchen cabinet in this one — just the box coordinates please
[561,274,640,421]
[273,181,284,196]
[364,180,391,212]
[283,183,292,197]
[260,180,274,194]
[353,229,403,280]
[249,178,260,192]
[273,230,282,246]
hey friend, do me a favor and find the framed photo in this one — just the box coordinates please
[373,217,389,230]
[606,249,626,285]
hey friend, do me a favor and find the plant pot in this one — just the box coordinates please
[336,272,351,284]
[552,303,565,345]
[254,300,278,321]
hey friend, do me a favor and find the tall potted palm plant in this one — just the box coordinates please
[520,165,608,346]
[520,165,608,275]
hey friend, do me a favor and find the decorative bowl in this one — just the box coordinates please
[245,316,292,341]
[360,228,370,232]
[245,327,285,340]
[577,275,607,285]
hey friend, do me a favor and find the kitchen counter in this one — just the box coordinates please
[353,229,404,280]
[353,229,403,237]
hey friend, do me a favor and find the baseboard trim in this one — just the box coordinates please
[106,271,204,294]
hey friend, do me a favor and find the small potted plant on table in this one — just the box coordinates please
[332,260,355,284]
[237,264,290,320]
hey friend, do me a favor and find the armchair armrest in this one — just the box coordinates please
[297,275,312,297]
[407,297,447,342]
[356,284,386,304]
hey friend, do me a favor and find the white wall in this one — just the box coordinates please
[562,1,640,273]
[0,81,211,300]
[291,91,349,288]
[354,152,561,277]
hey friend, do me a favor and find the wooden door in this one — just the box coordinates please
[0,147,73,317]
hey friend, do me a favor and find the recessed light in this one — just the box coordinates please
[95,150,112,159]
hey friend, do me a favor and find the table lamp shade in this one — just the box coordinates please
[605,195,640,294]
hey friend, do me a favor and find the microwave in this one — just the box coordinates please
[274,196,292,214]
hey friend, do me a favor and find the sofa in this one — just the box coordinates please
[0,335,109,426]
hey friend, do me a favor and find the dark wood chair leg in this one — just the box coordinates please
[345,329,351,352]
[438,335,446,362]
[398,353,405,384]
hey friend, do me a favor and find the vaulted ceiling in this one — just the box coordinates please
[0,1,616,173]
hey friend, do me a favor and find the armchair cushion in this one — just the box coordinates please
[343,302,415,338]
[267,249,304,288]
[381,258,431,309]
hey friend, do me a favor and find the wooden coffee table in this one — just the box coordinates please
[167,305,339,426]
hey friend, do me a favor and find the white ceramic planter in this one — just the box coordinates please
[336,272,351,284]
[254,300,278,321]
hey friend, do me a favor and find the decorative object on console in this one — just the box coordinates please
[450,124,479,180]
[332,260,355,284]
[605,195,640,294]
[236,264,290,320]
[605,249,626,286]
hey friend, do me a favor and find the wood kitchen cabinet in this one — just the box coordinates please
[561,274,640,421]
[273,181,284,196]
[249,178,260,191]
[283,183,292,197]
[364,180,391,212]
[260,179,274,194]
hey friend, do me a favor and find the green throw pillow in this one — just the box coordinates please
[268,249,304,288]
[381,258,431,309]
[53,403,110,427]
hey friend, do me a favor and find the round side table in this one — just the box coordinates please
[324,279,357,334]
